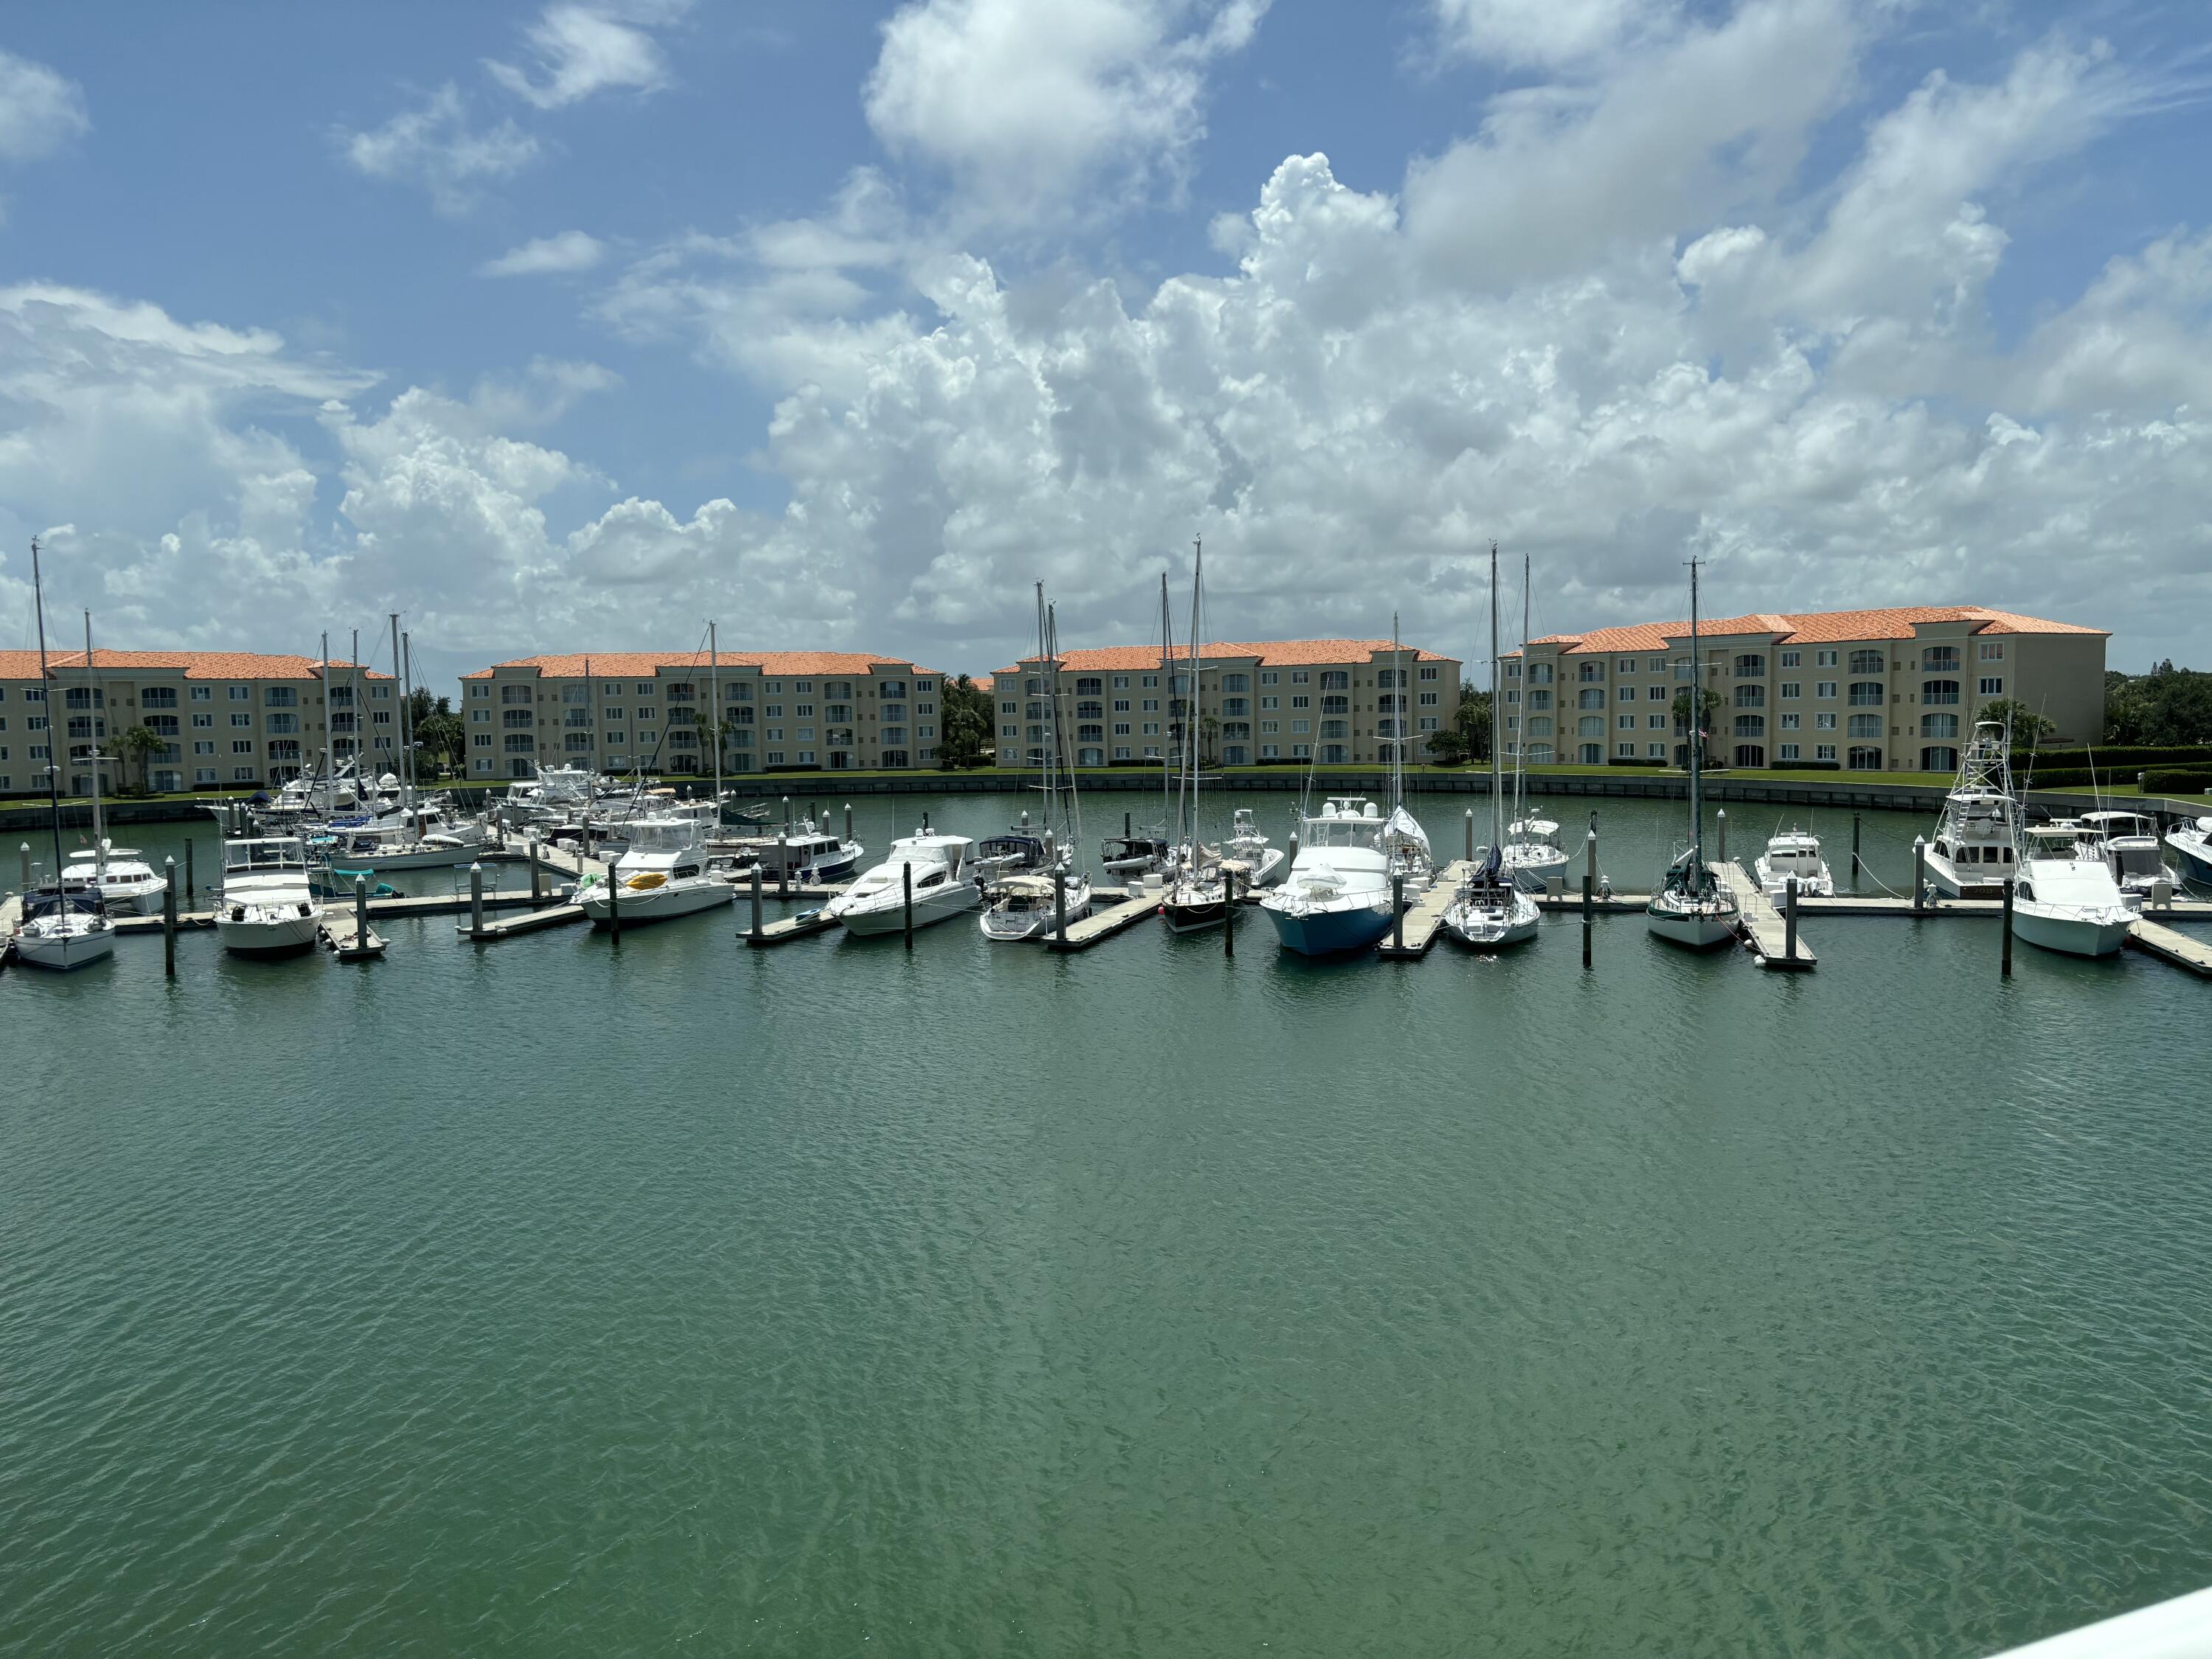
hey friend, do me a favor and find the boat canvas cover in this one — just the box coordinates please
[2028,859,2127,907]
[1382,806,1431,859]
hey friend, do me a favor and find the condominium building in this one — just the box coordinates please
[990,640,1464,769]
[1508,605,2107,772]
[0,650,396,797]
[460,652,947,776]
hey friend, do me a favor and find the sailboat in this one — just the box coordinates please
[1501,552,1568,892]
[981,588,1092,940]
[1164,540,1231,932]
[8,540,116,971]
[1444,543,1540,948]
[1646,559,1740,950]
[1378,613,1434,895]
[60,613,167,917]
[1100,572,1180,882]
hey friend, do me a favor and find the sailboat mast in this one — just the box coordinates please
[387,613,403,793]
[321,630,334,795]
[585,656,596,785]
[1489,544,1502,849]
[349,628,360,785]
[1688,557,1703,877]
[1183,537,1202,849]
[81,610,108,872]
[708,621,720,807]
[1391,609,1405,811]
[1159,571,1172,835]
[31,538,63,880]
[1517,551,1531,831]
[400,630,416,807]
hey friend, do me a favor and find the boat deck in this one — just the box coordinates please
[1377,861,1474,959]
[1720,860,1816,971]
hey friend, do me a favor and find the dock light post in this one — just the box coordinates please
[469,861,484,937]
[749,861,763,940]
[355,874,369,952]
[782,796,790,832]
[1464,810,1474,863]
[1784,875,1798,964]
[1717,807,1728,865]
[1585,827,1598,894]
[1392,873,1405,951]
[844,804,853,844]
[18,841,28,891]
[1912,837,1927,913]
[2001,877,2014,978]
[902,860,915,947]
[162,856,176,978]
[1850,813,1862,891]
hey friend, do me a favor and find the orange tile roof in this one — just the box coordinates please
[1526,605,2106,655]
[992,639,1457,675]
[462,651,942,680]
[0,649,392,681]
[969,675,994,692]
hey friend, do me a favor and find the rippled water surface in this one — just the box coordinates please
[5,792,2210,1655]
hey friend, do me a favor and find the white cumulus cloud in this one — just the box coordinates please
[0,49,89,163]
[486,0,689,109]
[338,84,539,216]
[479,230,609,277]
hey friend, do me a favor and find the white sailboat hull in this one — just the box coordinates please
[1645,894,1738,950]
[13,920,116,971]
[1443,891,1540,948]
[980,879,1093,940]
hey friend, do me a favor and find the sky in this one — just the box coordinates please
[0,0,2205,695]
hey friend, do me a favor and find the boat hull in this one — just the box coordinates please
[2169,832,2212,883]
[216,913,322,957]
[1926,853,2006,900]
[582,880,734,927]
[1443,899,1540,949]
[1263,899,1393,956]
[835,883,981,936]
[12,925,116,971]
[2011,905,2131,959]
[1645,898,1738,950]
[1162,896,1228,933]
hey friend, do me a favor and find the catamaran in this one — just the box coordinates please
[1444,544,1540,948]
[1646,560,1740,950]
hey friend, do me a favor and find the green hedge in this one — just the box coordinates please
[1784,759,1842,771]
[2142,768,2212,794]
[2022,745,2212,771]
[1607,754,1666,768]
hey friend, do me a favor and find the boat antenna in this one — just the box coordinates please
[84,608,107,874]
[30,538,64,883]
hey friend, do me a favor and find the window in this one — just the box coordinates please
[232,740,254,754]
[1732,685,1764,708]
[191,712,213,728]
[1921,713,1959,739]
[233,765,257,782]
[1779,650,1801,668]
[1616,714,1635,730]
[190,686,212,702]
[195,768,218,785]
[1816,713,1837,731]
[1419,691,1439,707]
[636,682,655,696]
[265,712,297,734]
[146,714,180,737]
[1978,641,2004,661]
[1648,714,1666,728]
[1779,713,1800,730]
[1578,662,1602,682]
[1579,716,1603,736]
[1648,742,1666,758]
[1847,713,1883,738]
[1578,689,1604,709]
[1222,673,1249,692]
[1848,650,1883,675]
[1922,646,1960,672]
[1320,671,1349,690]
[1778,682,1800,700]
[1618,685,1635,702]
[503,709,532,729]
[193,740,215,755]
[265,686,296,707]
[1816,650,1838,668]
[1288,695,1307,710]
[1733,745,1764,768]
[1734,714,1766,736]
[1847,745,1882,770]
[1816,743,1836,761]
[1978,677,2003,696]
[1648,685,1666,701]
[1527,689,1551,710]
[1778,742,1800,761]
[1815,681,1837,700]
[142,686,177,709]
[1923,679,1959,706]
[1847,681,1883,706]
[1733,654,1765,678]
[1528,663,1553,684]
[1289,719,1310,735]
[63,686,103,709]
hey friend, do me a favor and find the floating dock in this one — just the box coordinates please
[1377,860,1473,959]
[319,908,387,961]
[462,901,585,942]
[1046,888,1162,952]
[2126,917,2212,978]
[1720,860,1816,971]
[743,908,841,947]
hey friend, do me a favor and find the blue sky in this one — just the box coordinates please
[0,0,2206,693]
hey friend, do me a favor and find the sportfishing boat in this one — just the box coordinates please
[62,841,167,916]
[579,817,732,927]
[1226,807,1285,887]
[1260,796,1396,956]
[215,837,322,957]
[2073,810,2180,905]
[11,878,116,972]
[1444,544,1540,950]
[1924,723,2020,898]
[978,869,1093,940]
[1755,828,1834,899]
[1646,560,1740,951]
[2013,824,2133,958]
[2168,815,2212,883]
[826,832,983,935]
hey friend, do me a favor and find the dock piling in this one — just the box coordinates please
[528,839,542,903]
[163,857,176,978]
[782,796,790,832]
[1784,875,1798,963]
[1125,810,1132,840]
[1585,827,1597,896]
[469,861,484,936]
[1912,838,1927,913]
[1851,814,1862,891]
[1582,874,1593,969]
[902,860,914,947]
[1224,868,1237,958]
[1464,810,1474,862]
[1717,808,1727,864]
[18,841,27,891]
[355,874,369,950]
[185,839,195,907]
[1055,869,1068,947]
[607,855,620,940]
[1392,874,1405,951]
[749,861,763,939]
[2001,877,2014,978]
[844,803,853,844]
[777,835,789,899]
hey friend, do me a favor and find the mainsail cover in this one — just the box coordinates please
[1382,805,1431,860]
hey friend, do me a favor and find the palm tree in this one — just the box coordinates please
[115,723,167,792]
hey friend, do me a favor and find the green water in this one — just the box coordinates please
[5,792,2210,1655]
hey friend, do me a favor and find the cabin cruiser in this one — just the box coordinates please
[1925,726,2020,898]
[1225,807,1285,888]
[1442,844,1540,948]
[1502,816,1568,893]
[976,827,1054,886]
[2013,824,2133,958]
[979,868,1093,941]
[825,833,982,935]
[10,878,116,971]
[2073,810,2180,907]
[1646,846,1740,950]
[579,817,732,927]
[216,837,321,956]
[1755,829,1834,899]
[1101,831,1176,880]
[1259,796,1396,956]
[61,841,168,916]
[2168,816,2212,884]
[717,818,862,883]
[311,804,487,872]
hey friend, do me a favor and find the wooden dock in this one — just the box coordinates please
[462,902,585,941]
[2126,917,2212,977]
[1046,888,1161,952]
[743,908,841,947]
[1721,860,1816,971]
[319,908,388,961]
[1377,861,1472,959]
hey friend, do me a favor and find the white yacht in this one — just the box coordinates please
[12,879,116,971]
[2073,810,2180,905]
[2168,815,2212,885]
[61,841,167,916]
[826,832,983,935]
[1755,828,1834,899]
[1226,807,1286,888]
[1444,545,1540,950]
[313,804,487,873]
[1646,560,1740,952]
[719,815,862,883]
[1924,724,2020,898]
[580,817,732,927]
[1260,796,1397,956]
[978,869,1093,940]
[2013,824,2133,958]
[216,837,322,956]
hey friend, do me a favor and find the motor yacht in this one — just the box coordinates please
[10,878,116,971]
[1755,829,1834,899]
[215,837,322,956]
[2013,824,2133,958]
[1925,725,2020,898]
[825,833,982,935]
[2073,810,2180,906]
[1259,796,1396,956]
[580,817,733,927]
[312,805,487,873]
[2168,815,2212,884]
[62,841,167,916]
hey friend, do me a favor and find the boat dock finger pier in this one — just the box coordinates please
[1719,860,1817,971]
[1377,861,1474,959]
